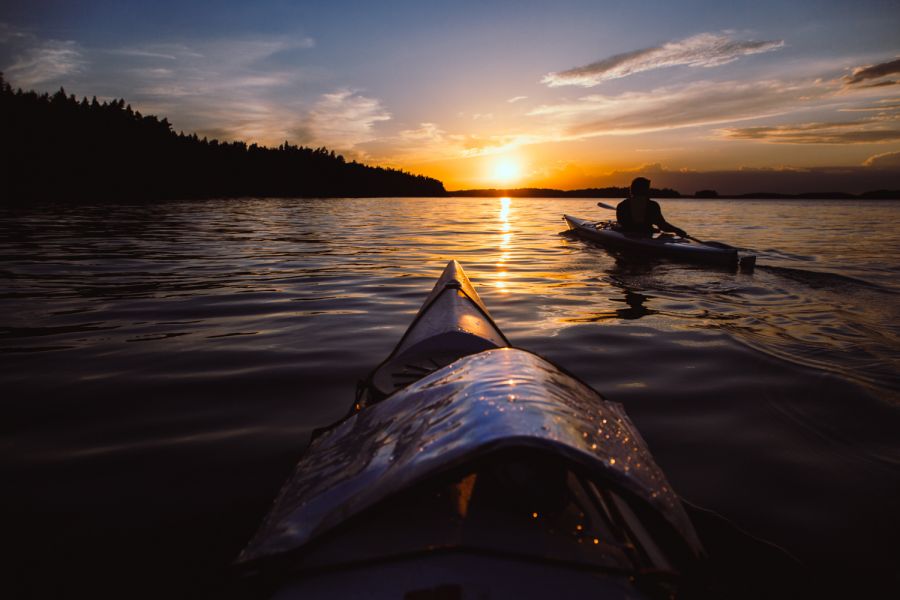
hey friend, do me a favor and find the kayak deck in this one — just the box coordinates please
[362,260,509,405]
[238,349,703,600]
[239,348,700,563]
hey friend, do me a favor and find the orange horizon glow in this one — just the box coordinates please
[6,10,895,196]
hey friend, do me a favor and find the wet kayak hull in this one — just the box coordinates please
[563,214,749,268]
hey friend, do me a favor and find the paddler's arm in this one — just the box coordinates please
[658,220,687,237]
[650,202,687,237]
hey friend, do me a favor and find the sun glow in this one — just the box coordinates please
[491,158,522,186]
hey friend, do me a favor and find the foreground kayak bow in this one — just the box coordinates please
[237,261,705,598]
[361,259,510,407]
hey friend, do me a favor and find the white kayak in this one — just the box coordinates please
[236,261,709,598]
[563,215,756,270]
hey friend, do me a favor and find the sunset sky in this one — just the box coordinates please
[1,0,898,193]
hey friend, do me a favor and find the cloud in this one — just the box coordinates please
[363,121,469,163]
[542,33,784,87]
[528,79,829,138]
[838,100,900,112]
[856,80,899,89]
[112,49,181,61]
[399,122,445,142]
[0,29,400,152]
[507,95,528,103]
[721,114,900,144]
[0,24,85,87]
[843,57,900,86]
[305,90,391,148]
[89,39,321,144]
[0,22,24,44]
[0,26,398,155]
[376,75,855,166]
[453,133,542,157]
[365,124,546,165]
[0,25,384,155]
[378,67,897,170]
[863,150,900,168]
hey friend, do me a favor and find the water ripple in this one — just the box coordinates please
[1,197,899,595]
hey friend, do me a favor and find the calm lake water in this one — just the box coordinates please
[2,197,899,597]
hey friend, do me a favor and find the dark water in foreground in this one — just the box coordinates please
[2,197,899,597]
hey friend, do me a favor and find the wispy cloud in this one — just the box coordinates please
[399,122,446,142]
[838,99,900,112]
[0,24,85,87]
[377,64,898,169]
[367,125,544,164]
[843,57,900,86]
[863,150,900,168]
[92,38,322,145]
[528,79,827,137]
[507,95,528,103]
[305,90,391,148]
[111,48,182,61]
[453,133,544,157]
[1,27,400,152]
[371,75,854,164]
[720,113,900,144]
[542,33,784,87]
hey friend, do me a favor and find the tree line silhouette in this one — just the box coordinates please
[0,73,446,201]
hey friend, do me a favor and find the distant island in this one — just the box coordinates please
[449,187,900,200]
[0,74,445,201]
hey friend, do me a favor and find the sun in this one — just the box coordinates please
[491,158,522,186]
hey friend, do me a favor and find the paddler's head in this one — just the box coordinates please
[630,177,651,200]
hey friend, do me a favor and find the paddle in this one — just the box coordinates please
[595,201,734,247]
[683,235,735,249]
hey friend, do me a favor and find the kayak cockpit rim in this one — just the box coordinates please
[235,444,700,584]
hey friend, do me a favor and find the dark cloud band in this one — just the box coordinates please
[844,58,900,86]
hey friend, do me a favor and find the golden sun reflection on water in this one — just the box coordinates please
[496,197,512,293]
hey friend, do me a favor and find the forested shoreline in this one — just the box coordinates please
[2,74,895,202]
[0,74,446,201]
